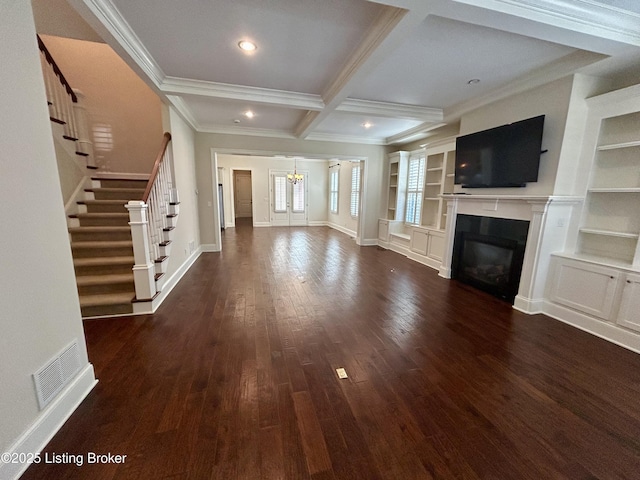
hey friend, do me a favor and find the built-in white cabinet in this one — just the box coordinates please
[548,256,621,320]
[617,273,640,333]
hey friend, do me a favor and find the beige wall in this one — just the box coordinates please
[195,132,386,247]
[328,160,360,235]
[0,0,91,461]
[217,154,329,227]
[457,76,574,196]
[39,35,163,174]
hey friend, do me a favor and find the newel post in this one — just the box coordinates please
[126,201,157,301]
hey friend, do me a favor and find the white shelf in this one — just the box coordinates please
[446,173,455,178]
[426,167,443,172]
[423,197,439,202]
[588,188,640,193]
[580,228,639,239]
[425,182,442,186]
[597,140,640,151]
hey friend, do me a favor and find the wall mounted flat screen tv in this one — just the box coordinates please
[454,115,545,188]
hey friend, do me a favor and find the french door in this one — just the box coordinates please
[270,171,308,226]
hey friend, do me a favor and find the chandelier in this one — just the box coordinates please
[287,158,303,184]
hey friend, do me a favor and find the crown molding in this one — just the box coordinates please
[161,77,325,111]
[337,98,443,122]
[386,122,447,144]
[76,0,166,86]
[455,0,640,46]
[305,132,387,145]
[166,95,200,131]
[197,124,297,139]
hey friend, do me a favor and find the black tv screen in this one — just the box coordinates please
[454,115,545,188]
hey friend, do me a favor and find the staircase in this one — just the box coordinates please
[69,178,146,317]
[40,35,178,318]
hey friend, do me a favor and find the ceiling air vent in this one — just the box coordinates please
[33,340,82,410]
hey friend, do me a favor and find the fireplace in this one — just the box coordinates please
[452,215,529,303]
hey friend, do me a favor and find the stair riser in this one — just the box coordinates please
[92,190,144,201]
[72,246,134,258]
[84,204,128,214]
[78,282,135,296]
[81,303,133,318]
[75,264,133,276]
[97,179,148,189]
[70,231,132,242]
[77,217,130,227]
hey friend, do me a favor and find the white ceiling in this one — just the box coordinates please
[52,0,640,144]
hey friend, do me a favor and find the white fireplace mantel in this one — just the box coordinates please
[439,194,583,314]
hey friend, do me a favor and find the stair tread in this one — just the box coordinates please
[73,212,129,217]
[71,240,133,248]
[86,187,145,192]
[79,293,135,307]
[74,256,134,266]
[68,226,130,232]
[76,274,134,286]
[91,177,148,182]
[79,199,129,204]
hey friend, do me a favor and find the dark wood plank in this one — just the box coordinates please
[22,221,640,480]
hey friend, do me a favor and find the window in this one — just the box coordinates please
[292,177,305,213]
[274,175,286,212]
[329,169,339,214]
[350,163,361,218]
[405,152,425,224]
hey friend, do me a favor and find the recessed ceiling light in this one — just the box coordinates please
[467,78,480,85]
[362,122,373,129]
[238,40,257,52]
[244,110,255,119]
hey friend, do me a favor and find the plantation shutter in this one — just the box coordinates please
[405,153,425,224]
[274,175,287,212]
[350,164,361,217]
[292,178,305,212]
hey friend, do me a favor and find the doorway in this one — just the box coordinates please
[270,170,308,226]
[233,170,253,224]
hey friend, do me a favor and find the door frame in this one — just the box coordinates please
[228,167,255,227]
[211,149,369,253]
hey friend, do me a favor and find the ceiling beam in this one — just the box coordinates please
[294,4,432,138]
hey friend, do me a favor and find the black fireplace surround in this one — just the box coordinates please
[451,214,529,303]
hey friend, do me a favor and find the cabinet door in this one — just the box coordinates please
[378,219,390,242]
[427,231,445,261]
[549,259,620,320]
[617,274,640,332]
[410,229,429,255]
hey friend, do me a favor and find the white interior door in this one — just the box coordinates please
[270,171,308,226]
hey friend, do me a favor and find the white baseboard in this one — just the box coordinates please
[150,246,203,313]
[252,221,271,228]
[406,250,440,271]
[542,300,640,354]
[326,222,356,238]
[0,364,97,480]
[513,295,545,314]
[200,244,219,252]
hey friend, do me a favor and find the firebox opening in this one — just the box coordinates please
[452,215,529,303]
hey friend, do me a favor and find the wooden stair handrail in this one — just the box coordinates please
[37,35,78,103]
[143,132,172,202]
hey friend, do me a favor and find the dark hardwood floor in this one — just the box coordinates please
[23,222,640,479]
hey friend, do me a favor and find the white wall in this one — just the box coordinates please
[0,2,94,476]
[327,160,359,235]
[195,132,386,246]
[164,107,201,277]
[216,154,328,227]
[39,34,163,174]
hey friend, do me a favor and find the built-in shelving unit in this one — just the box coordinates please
[386,151,408,221]
[421,141,456,230]
[578,110,640,267]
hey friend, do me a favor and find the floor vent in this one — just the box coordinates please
[33,340,82,410]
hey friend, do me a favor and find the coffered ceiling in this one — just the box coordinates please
[53,0,640,144]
